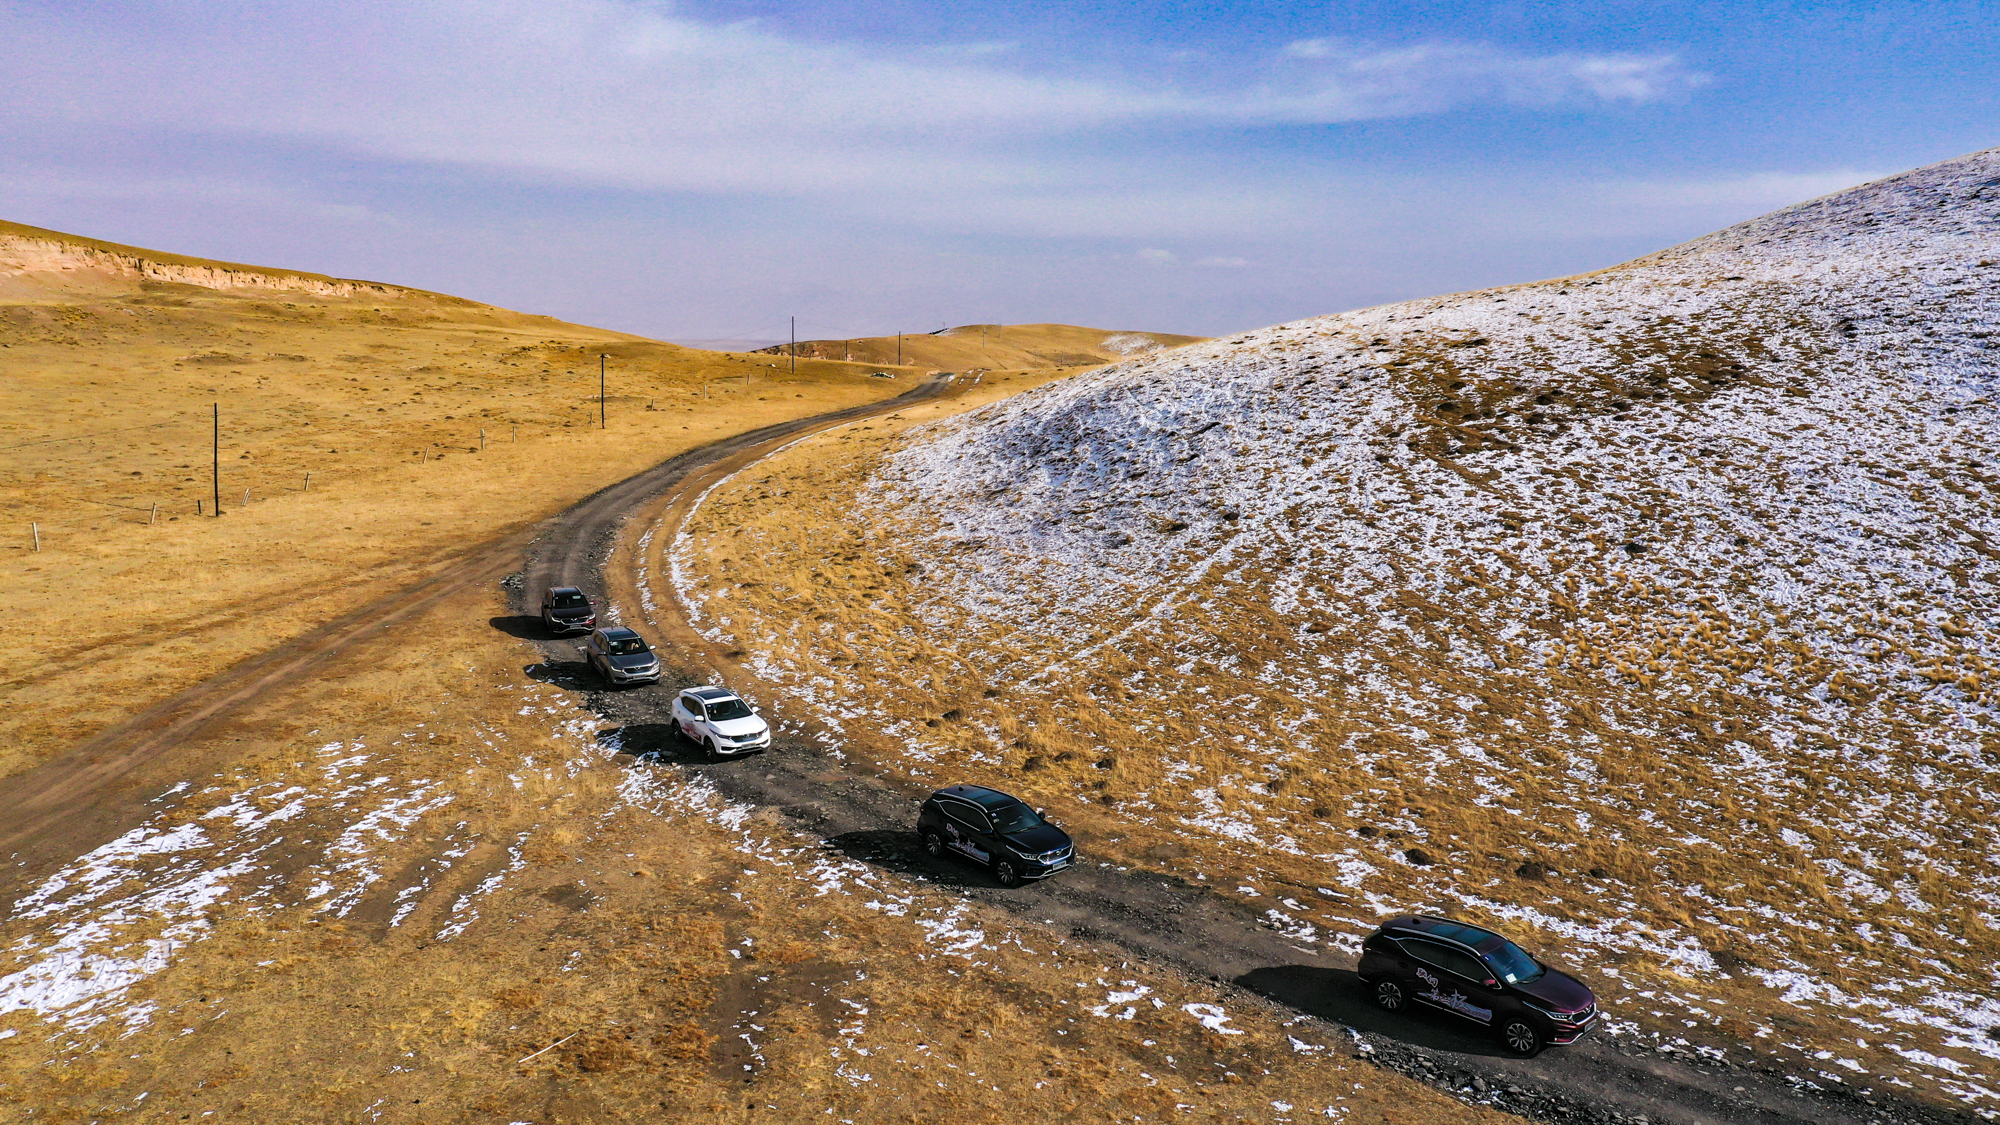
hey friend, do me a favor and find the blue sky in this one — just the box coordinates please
[0,1,1993,343]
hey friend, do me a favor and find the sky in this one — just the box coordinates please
[0,1,1994,344]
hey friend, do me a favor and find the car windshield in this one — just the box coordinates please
[605,637,648,655]
[1483,940,1545,984]
[553,592,587,608]
[704,698,753,721]
[989,801,1044,834]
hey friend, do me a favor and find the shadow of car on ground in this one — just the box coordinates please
[1235,964,1511,1057]
[596,723,708,764]
[489,615,551,640]
[522,659,597,690]
[820,828,1010,891]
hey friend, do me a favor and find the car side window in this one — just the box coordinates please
[941,799,991,833]
[1411,941,1491,982]
[1403,938,1484,980]
[685,699,704,719]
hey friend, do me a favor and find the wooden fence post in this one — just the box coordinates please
[149,503,158,525]
[31,522,39,552]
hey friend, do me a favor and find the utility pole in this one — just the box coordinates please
[599,354,607,429]
[898,333,903,366]
[212,402,221,517]
[790,316,796,376]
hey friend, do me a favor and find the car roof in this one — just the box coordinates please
[600,626,641,640]
[687,686,737,701]
[1385,915,1506,952]
[933,784,1022,809]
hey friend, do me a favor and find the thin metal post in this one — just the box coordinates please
[31,522,39,551]
[790,316,795,376]
[304,472,311,492]
[599,354,606,429]
[212,402,221,517]
[242,488,250,507]
[149,503,158,524]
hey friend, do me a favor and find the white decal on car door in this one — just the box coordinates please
[1414,966,1494,1022]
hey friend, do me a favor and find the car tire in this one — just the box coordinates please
[920,829,945,859]
[1498,1017,1543,1057]
[992,859,1021,888]
[703,738,719,763]
[1372,978,1406,1013]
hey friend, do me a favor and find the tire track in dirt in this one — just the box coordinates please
[0,377,958,909]
[536,400,1968,1125]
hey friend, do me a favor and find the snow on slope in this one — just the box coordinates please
[863,148,2000,1103]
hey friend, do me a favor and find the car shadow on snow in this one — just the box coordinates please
[596,723,708,764]
[1235,965,1510,1057]
[489,615,549,640]
[820,828,1005,890]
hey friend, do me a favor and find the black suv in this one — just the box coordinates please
[917,785,1074,887]
[1357,915,1598,1056]
[541,586,596,635]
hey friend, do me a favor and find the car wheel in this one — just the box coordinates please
[1498,1017,1543,1057]
[920,829,946,858]
[992,859,1021,888]
[702,738,720,762]
[1372,978,1406,1013]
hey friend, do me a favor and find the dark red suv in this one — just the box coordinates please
[1357,915,1598,1056]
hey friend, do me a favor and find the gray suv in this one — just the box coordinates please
[579,626,661,687]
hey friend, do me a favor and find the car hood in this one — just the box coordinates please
[1002,823,1071,853]
[1513,968,1595,1013]
[712,716,767,738]
[609,652,656,669]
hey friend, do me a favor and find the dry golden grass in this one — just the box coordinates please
[0,220,910,781]
[0,571,1503,1125]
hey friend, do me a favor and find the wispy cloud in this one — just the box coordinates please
[1267,39,1708,117]
[0,0,1713,203]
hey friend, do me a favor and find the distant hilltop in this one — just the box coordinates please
[0,219,471,305]
[750,322,1206,371]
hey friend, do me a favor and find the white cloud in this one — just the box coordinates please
[1199,256,1252,268]
[1254,40,1707,120]
[1139,248,1178,264]
[0,0,1713,204]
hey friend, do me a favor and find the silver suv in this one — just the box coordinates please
[579,627,660,687]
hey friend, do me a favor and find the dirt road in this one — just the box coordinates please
[0,376,957,907]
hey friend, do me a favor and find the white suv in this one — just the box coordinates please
[672,686,771,759]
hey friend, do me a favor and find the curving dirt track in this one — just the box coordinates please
[0,376,958,905]
[0,371,1966,1125]
[532,398,1968,1125]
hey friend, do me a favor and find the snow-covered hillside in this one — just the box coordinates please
[852,148,2000,1104]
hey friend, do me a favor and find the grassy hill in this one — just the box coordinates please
[677,146,2000,1112]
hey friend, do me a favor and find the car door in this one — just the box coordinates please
[679,697,705,741]
[938,799,993,861]
[1402,938,1497,1024]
